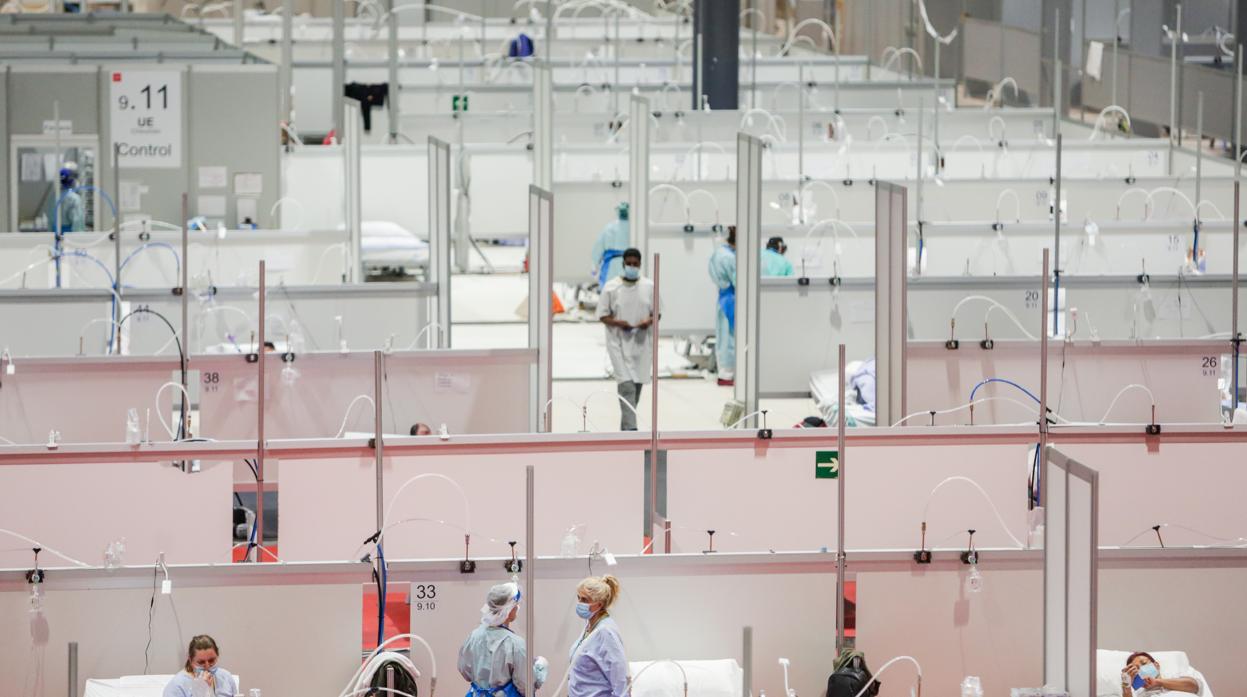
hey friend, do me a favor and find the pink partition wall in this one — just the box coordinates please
[0,459,232,567]
[1057,440,1247,548]
[906,342,1224,426]
[279,449,644,562]
[857,562,1247,696]
[0,357,179,444]
[667,440,1033,553]
[0,583,362,697]
[198,349,534,441]
[857,567,1042,696]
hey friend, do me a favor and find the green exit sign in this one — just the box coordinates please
[815,450,839,479]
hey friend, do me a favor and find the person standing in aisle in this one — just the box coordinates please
[597,248,658,431]
[707,226,737,385]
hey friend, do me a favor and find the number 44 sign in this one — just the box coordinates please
[110,70,183,168]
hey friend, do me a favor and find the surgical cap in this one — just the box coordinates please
[480,582,522,626]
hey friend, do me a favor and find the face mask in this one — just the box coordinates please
[575,602,594,619]
[1138,664,1159,680]
[621,266,640,281]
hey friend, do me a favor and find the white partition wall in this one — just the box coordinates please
[1044,446,1100,697]
[529,186,553,432]
[735,133,764,421]
[875,181,907,426]
[429,136,452,346]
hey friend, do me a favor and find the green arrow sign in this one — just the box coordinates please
[815,450,840,479]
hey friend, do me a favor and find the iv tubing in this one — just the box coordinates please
[987,116,1007,143]
[628,660,689,697]
[684,189,722,226]
[968,377,1041,404]
[950,296,1034,343]
[381,474,472,547]
[337,633,438,697]
[739,108,787,142]
[984,303,1039,341]
[0,528,89,568]
[881,47,923,74]
[851,656,922,697]
[891,396,1044,427]
[950,135,986,153]
[1096,383,1156,425]
[154,381,193,440]
[1089,105,1132,140]
[995,189,1021,225]
[406,322,447,350]
[1115,188,1152,220]
[865,115,890,140]
[921,477,1025,549]
[778,18,838,56]
[803,180,842,218]
[335,394,377,438]
[1147,187,1197,221]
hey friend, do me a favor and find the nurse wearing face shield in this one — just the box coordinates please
[459,582,548,697]
[163,635,237,697]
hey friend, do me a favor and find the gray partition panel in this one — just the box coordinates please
[963,18,1005,86]
[1043,446,1099,697]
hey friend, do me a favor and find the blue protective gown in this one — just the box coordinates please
[707,244,736,378]
[590,219,630,286]
[567,617,628,697]
[48,189,85,233]
[162,669,238,697]
[762,248,794,276]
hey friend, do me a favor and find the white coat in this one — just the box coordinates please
[596,276,656,384]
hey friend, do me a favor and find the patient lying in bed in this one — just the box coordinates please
[1119,652,1203,696]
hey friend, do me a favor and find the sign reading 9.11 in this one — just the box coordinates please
[109,70,183,169]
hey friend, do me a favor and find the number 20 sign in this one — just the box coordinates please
[110,70,183,169]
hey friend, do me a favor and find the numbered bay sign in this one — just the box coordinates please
[110,69,183,168]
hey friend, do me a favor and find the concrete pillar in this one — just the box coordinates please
[692,0,740,110]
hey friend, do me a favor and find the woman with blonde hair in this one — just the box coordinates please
[567,575,628,697]
[163,635,238,697]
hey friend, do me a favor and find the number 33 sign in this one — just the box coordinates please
[110,70,183,168]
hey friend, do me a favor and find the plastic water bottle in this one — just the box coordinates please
[125,408,141,444]
[961,676,983,697]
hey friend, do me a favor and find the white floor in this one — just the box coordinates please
[449,249,820,433]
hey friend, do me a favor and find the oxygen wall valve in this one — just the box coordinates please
[503,541,522,573]
[757,410,772,440]
[960,530,979,565]
[945,318,960,350]
[980,322,994,350]
[460,534,476,574]
[913,522,932,564]
[704,530,717,554]
[25,547,45,585]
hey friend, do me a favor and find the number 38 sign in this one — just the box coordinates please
[109,70,183,168]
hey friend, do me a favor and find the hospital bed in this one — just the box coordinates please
[84,674,243,696]
[629,659,743,697]
[810,360,877,427]
[1096,651,1212,697]
[360,220,430,278]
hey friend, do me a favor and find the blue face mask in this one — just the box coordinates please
[575,602,594,619]
[1138,664,1159,680]
[621,266,640,281]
